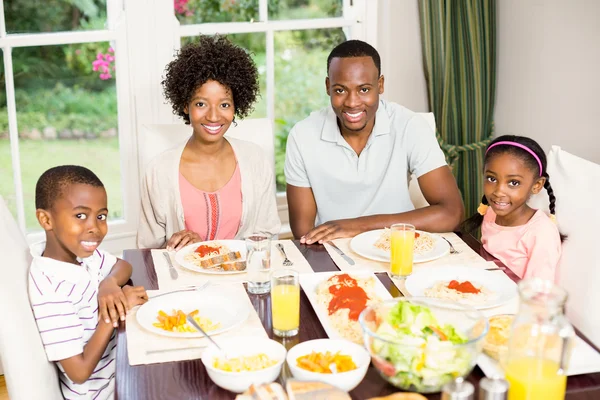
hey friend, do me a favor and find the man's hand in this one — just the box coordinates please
[98,278,128,327]
[300,218,363,244]
[167,230,202,251]
[122,285,149,308]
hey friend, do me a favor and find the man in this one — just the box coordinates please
[284,40,464,244]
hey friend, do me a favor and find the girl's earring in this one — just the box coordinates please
[477,203,489,216]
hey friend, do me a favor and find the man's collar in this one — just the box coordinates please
[320,100,391,144]
[30,241,88,283]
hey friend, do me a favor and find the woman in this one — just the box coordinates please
[138,35,280,250]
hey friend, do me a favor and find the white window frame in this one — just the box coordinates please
[1,0,378,253]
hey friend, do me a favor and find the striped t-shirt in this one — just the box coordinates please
[28,241,118,400]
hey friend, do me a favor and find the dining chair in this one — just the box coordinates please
[407,112,437,209]
[137,118,275,176]
[529,146,600,348]
[0,196,62,399]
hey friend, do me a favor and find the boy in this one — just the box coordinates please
[28,165,147,399]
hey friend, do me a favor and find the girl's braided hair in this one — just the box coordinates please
[461,135,566,242]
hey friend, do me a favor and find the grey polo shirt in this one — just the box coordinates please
[284,99,447,224]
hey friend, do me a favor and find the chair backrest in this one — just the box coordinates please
[0,196,62,399]
[529,146,600,347]
[407,112,436,209]
[138,118,274,175]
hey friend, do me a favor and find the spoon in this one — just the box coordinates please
[186,315,228,359]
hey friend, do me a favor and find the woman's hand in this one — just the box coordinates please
[122,285,149,308]
[167,230,202,251]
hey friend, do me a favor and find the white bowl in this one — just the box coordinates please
[201,336,287,393]
[286,339,370,392]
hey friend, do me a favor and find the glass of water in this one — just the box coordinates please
[245,233,272,294]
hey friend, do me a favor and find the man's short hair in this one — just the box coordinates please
[35,165,104,210]
[327,39,381,76]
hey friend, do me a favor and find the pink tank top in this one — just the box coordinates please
[179,164,242,241]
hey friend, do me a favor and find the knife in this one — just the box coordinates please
[163,252,179,279]
[326,241,355,265]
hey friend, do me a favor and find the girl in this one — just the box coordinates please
[462,135,565,282]
[137,35,280,250]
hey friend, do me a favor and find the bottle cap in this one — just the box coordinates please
[441,377,475,400]
[479,376,509,400]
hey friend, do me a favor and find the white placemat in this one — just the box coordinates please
[324,232,485,274]
[125,283,267,365]
[154,239,314,291]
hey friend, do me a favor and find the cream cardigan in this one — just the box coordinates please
[137,137,281,249]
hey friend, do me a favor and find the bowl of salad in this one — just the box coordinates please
[358,297,488,393]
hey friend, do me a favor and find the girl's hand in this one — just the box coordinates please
[98,278,128,327]
[122,285,149,308]
[167,230,202,251]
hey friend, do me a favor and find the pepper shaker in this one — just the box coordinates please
[441,377,475,400]
[479,377,509,400]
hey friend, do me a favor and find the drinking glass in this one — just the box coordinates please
[389,223,415,279]
[245,234,272,294]
[271,269,300,337]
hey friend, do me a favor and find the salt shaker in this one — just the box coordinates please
[479,377,509,400]
[441,377,474,400]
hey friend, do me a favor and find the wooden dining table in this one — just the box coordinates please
[116,234,600,399]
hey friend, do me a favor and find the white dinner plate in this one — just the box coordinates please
[136,288,249,338]
[299,271,393,341]
[349,229,450,263]
[174,240,247,275]
[404,266,518,310]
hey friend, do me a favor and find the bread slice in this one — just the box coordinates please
[286,380,351,400]
[235,382,288,400]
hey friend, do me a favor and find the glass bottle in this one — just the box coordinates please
[503,278,574,400]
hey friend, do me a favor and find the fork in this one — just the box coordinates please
[441,236,460,254]
[276,243,294,266]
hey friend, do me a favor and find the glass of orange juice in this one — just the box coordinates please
[271,269,300,337]
[390,223,415,279]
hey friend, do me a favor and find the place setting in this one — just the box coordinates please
[151,236,315,291]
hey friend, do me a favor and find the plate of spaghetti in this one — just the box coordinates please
[174,240,247,274]
[349,229,450,263]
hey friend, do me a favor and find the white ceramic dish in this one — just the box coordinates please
[174,240,247,275]
[202,336,287,393]
[136,288,249,338]
[404,266,518,310]
[299,271,393,341]
[350,229,450,263]
[286,338,370,392]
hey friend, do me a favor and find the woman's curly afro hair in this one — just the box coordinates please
[162,34,260,124]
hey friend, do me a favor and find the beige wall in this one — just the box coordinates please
[377,0,429,112]
[495,0,600,163]
[378,0,600,164]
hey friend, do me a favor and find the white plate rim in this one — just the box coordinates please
[174,240,247,275]
[349,229,450,263]
[404,266,518,310]
[135,290,249,338]
[299,271,393,341]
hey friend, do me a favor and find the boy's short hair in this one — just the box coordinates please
[35,165,104,210]
[327,39,382,76]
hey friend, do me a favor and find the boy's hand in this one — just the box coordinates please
[98,278,128,327]
[122,285,149,308]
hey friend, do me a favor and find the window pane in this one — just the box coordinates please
[180,33,267,119]
[5,0,107,34]
[175,0,259,24]
[0,51,19,221]
[13,43,122,231]
[269,0,343,20]
[274,28,345,190]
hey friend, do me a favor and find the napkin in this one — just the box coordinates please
[125,283,268,366]
[324,232,486,274]
[477,335,600,377]
[154,239,314,291]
